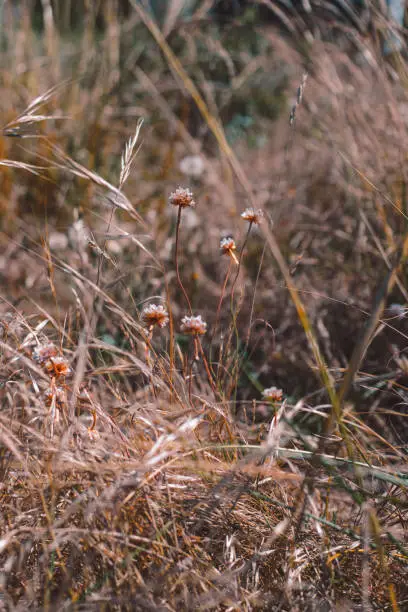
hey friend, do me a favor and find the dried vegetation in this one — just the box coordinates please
[0,2,407,610]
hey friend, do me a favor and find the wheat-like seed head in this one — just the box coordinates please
[120,117,144,188]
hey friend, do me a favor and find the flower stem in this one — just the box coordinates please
[175,206,193,314]
[211,258,233,349]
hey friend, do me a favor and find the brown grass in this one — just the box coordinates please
[0,2,407,610]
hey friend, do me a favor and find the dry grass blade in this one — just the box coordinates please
[133,65,200,154]
[49,143,145,223]
[340,151,408,223]
[338,250,404,407]
[0,159,48,177]
[3,81,71,137]
[359,209,408,302]
[261,220,340,420]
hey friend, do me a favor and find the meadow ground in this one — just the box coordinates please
[0,2,407,610]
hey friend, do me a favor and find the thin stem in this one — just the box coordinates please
[188,343,193,404]
[219,223,252,393]
[175,206,193,314]
[197,337,217,395]
[230,222,252,310]
[95,205,115,290]
[164,278,175,391]
[210,258,233,351]
[145,328,153,367]
[244,240,266,354]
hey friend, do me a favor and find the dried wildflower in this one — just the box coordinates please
[44,385,66,409]
[220,237,236,253]
[180,314,207,336]
[87,428,100,441]
[169,187,195,209]
[179,155,204,179]
[241,208,264,225]
[32,343,58,365]
[262,386,283,402]
[44,355,72,378]
[141,304,169,330]
[220,236,239,265]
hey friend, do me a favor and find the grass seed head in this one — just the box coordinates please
[179,155,204,179]
[169,187,195,209]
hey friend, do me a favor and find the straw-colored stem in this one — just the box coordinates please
[145,328,153,368]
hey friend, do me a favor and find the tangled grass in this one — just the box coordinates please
[0,2,407,610]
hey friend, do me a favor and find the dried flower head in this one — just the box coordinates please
[180,314,207,336]
[44,355,72,378]
[141,304,169,330]
[179,155,204,179]
[262,386,283,402]
[241,208,264,225]
[220,236,239,265]
[44,385,66,409]
[87,428,100,441]
[32,343,58,365]
[220,236,236,254]
[169,187,195,209]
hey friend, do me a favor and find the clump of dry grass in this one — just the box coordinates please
[0,2,408,611]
